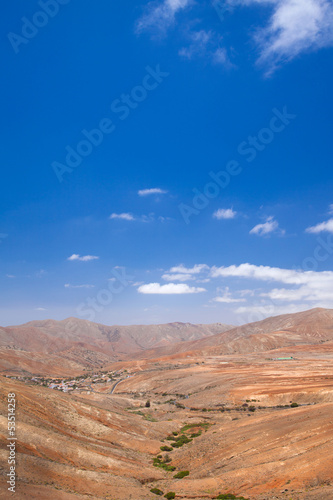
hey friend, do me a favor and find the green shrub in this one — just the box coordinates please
[173,470,189,479]
[160,446,173,452]
[180,422,210,433]
[164,492,175,499]
[290,402,299,407]
[171,435,192,448]
[190,431,202,438]
[248,406,256,412]
[153,457,176,472]
[150,488,164,496]
[215,494,249,499]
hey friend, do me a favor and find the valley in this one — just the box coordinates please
[0,309,333,499]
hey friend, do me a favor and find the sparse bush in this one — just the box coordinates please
[145,400,151,408]
[164,492,175,499]
[173,470,189,479]
[171,435,192,448]
[248,406,256,412]
[153,457,176,471]
[144,414,157,422]
[150,488,164,496]
[215,494,249,499]
[290,402,299,407]
[160,445,173,452]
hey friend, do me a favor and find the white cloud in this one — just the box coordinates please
[162,273,194,282]
[109,212,161,223]
[64,283,95,289]
[306,218,333,234]
[137,282,206,294]
[213,287,246,303]
[135,0,192,35]
[168,264,209,274]
[213,208,237,220]
[228,0,333,74]
[235,303,309,317]
[211,262,333,306]
[109,213,135,221]
[67,254,99,262]
[138,188,168,196]
[35,307,47,311]
[162,264,209,283]
[6,274,15,278]
[250,216,283,236]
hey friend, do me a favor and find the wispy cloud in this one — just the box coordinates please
[250,216,283,236]
[213,287,246,303]
[306,218,333,234]
[35,307,47,311]
[228,0,333,74]
[109,212,163,223]
[67,254,99,262]
[135,0,192,35]
[137,282,206,294]
[179,29,232,67]
[213,208,237,220]
[168,264,209,274]
[109,213,135,221]
[162,273,194,282]
[211,262,333,305]
[138,188,168,196]
[64,283,95,289]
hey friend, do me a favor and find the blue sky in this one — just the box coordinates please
[1,0,333,326]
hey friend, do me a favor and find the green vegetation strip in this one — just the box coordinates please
[215,495,249,499]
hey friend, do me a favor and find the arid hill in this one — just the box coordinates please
[1,342,332,499]
[136,308,333,359]
[0,318,233,376]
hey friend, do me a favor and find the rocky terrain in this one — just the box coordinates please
[0,308,333,499]
[0,319,232,377]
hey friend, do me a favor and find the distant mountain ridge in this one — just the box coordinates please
[2,308,333,376]
[136,308,333,359]
[0,318,233,376]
